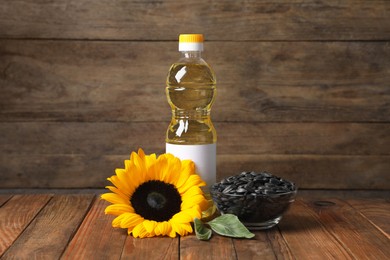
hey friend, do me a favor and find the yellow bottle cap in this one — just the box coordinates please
[178,34,204,51]
[179,34,204,43]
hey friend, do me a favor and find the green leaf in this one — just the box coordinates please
[194,218,212,241]
[207,214,255,239]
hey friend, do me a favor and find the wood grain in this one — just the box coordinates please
[232,229,292,259]
[297,190,390,200]
[180,234,235,260]
[303,198,390,259]
[1,40,389,123]
[0,0,389,192]
[0,193,388,259]
[278,200,353,259]
[0,195,52,257]
[219,154,390,189]
[266,228,294,259]
[1,121,388,189]
[1,194,94,259]
[0,1,389,40]
[347,199,390,238]
[121,236,178,259]
[1,122,388,155]
[0,154,389,189]
[0,195,12,207]
[62,198,128,259]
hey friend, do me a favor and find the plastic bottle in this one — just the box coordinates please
[166,34,217,191]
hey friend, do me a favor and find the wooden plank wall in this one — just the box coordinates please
[0,1,389,189]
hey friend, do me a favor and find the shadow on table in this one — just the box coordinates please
[275,213,322,233]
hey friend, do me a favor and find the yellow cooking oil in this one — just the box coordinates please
[166,63,216,145]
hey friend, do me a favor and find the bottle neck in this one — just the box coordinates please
[172,109,210,119]
[181,51,202,59]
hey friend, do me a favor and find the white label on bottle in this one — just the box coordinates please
[166,143,216,190]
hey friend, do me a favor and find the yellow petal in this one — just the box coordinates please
[181,194,208,211]
[169,228,177,238]
[181,223,193,233]
[145,159,159,180]
[112,214,127,228]
[181,185,203,202]
[180,186,208,211]
[171,211,192,223]
[138,148,145,159]
[105,204,134,215]
[115,168,131,189]
[132,223,148,238]
[166,156,182,185]
[156,154,172,183]
[124,159,131,170]
[155,221,171,236]
[107,176,132,197]
[155,155,168,180]
[170,220,192,236]
[127,163,145,188]
[107,175,119,187]
[105,186,130,201]
[130,150,137,161]
[101,193,128,205]
[155,153,180,185]
[128,151,147,182]
[175,160,194,189]
[133,151,147,173]
[121,213,144,228]
[115,168,138,196]
[171,206,201,224]
[178,175,206,194]
[143,220,157,234]
[145,153,157,170]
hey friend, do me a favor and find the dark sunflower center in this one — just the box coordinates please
[147,192,167,209]
[130,180,182,222]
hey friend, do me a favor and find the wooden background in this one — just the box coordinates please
[0,0,389,189]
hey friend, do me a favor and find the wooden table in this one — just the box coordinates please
[0,191,389,259]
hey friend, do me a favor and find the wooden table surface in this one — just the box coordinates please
[0,192,389,259]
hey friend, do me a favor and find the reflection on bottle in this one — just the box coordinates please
[175,119,188,137]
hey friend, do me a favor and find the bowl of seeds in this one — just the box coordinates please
[210,171,297,230]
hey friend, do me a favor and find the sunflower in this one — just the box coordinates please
[101,149,209,238]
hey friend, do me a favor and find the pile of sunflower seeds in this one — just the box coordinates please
[211,172,297,223]
[213,171,296,196]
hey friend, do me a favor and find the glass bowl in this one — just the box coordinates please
[210,171,297,230]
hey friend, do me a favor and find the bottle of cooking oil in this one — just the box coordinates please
[166,34,217,191]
